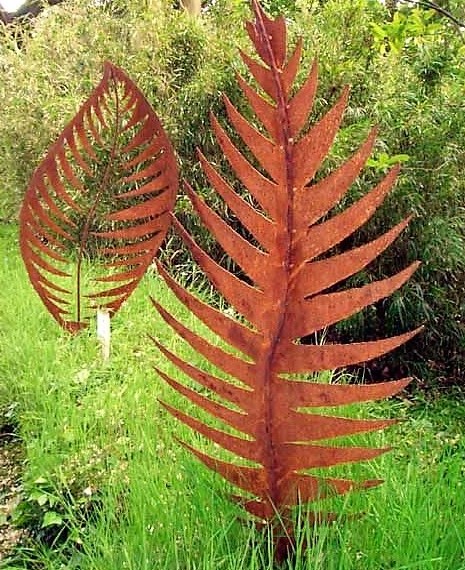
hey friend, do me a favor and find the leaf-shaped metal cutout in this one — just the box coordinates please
[152,1,420,559]
[20,62,178,332]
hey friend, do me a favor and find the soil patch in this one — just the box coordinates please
[0,434,25,562]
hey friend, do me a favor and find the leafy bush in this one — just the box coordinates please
[0,0,246,220]
[307,0,465,383]
[0,0,464,382]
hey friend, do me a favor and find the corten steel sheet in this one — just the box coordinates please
[152,0,421,560]
[20,62,178,332]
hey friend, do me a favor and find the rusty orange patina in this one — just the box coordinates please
[151,0,419,560]
[20,62,178,332]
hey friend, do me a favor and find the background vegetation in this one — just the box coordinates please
[1,0,464,384]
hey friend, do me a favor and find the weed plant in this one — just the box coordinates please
[1,223,465,569]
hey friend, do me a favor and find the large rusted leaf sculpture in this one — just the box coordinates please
[20,62,178,332]
[152,1,420,558]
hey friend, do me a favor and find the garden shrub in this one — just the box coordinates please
[0,0,464,383]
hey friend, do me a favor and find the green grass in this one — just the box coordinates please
[1,222,465,569]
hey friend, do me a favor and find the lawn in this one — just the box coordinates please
[1,222,465,569]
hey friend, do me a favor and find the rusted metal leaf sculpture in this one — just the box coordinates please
[152,0,420,559]
[20,62,178,332]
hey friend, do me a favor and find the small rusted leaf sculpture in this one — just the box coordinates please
[152,0,420,559]
[20,62,178,332]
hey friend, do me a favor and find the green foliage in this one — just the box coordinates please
[371,7,443,55]
[0,0,463,381]
[0,0,244,219]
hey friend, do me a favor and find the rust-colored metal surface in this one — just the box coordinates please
[152,0,420,559]
[20,62,178,332]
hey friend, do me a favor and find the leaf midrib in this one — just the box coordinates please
[252,11,297,511]
[75,74,123,324]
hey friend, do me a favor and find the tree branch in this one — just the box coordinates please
[405,0,465,38]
